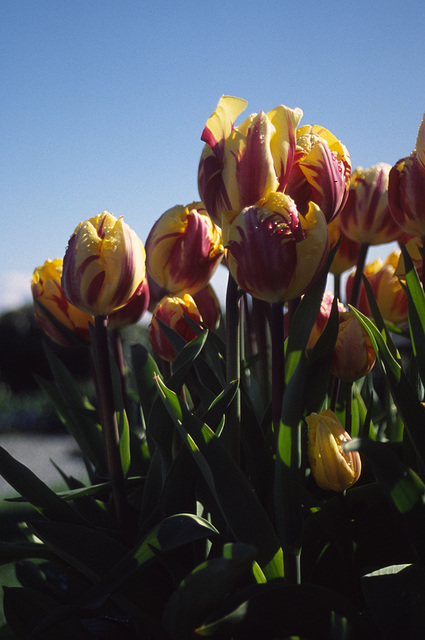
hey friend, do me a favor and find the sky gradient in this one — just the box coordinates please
[1,0,424,311]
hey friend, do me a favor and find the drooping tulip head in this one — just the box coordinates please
[31,259,94,346]
[149,293,204,362]
[145,202,224,296]
[346,251,408,326]
[306,409,362,492]
[198,95,303,224]
[340,163,403,245]
[331,311,376,382]
[62,212,146,317]
[285,125,351,223]
[223,191,329,303]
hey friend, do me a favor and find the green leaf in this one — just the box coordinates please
[155,376,283,580]
[0,446,88,525]
[400,243,425,388]
[131,343,162,429]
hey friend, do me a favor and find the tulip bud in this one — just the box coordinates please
[346,251,408,326]
[388,153,425,238]
[149,294,203,362]
[331,311,376,382]
[145,202,224,296]
[108,277,150,330]
[307,291,345,351]
[327,215,362,276]
[31,259,94,346]
[223,191,329,303]
[415,113,425,174]
[62,212,146,317]
[286,125,351,223]
[198,95,303,224]
[339,163,403,245]
[306,409,361,492]
[193,283,221,331]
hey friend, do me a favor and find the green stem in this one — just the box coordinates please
[271,302,285,446]
[349,242,369,307]
[224,273,241,464]
[95,315,128,537]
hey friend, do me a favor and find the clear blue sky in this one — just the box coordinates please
[1,0,424,311]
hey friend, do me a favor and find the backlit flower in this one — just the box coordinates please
[340,163,403,245]
[306,409,361,492]
[62,212,146,316]
[223,191,329,303]
[31,259,94,346]
[145,202,224,295]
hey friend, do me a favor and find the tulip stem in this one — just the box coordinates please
[224,273,241,464]
[271,302,285,445]
[349,242,369,307]
[94,315,128,539]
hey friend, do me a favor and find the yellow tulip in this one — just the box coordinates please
[62,212,146,316]
[145,202,223,295]
[31,259,94,346]
[306,409,361,492]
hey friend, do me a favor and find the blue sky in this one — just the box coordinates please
[1,0,424,311]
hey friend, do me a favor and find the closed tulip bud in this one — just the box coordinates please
[31,259,94,346]
[388,153,425,238]
[307,291,345,351]
[198,95,303,224]
[306,409,361,492]
[327,215,362,276]
[331,311,376,382]
[62,212,146,317]
[108,277,150,330]
[223,191,329,303]
[149,294,203,362]
[193,283,221,330]
[145,202,224,296]
[415,113,425,175]
[340,163,403,245]
[286,125,351,223]
[346,252,408,325]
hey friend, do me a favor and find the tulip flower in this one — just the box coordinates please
[327,214,361,276]
[145,202,224,296]
[307,291,345,351]
[395,235,423,280]
[306,409,361,492]
[62,212,146,317]
[222,191,329,303]
[331,311,376,382]
[388,153,425,238]
[193,283,221,331]
[285,125,351,223]
[149,293,204,362]
[108,276,150,330]
[339,163,403,245]
[198,95,303,224]
[416,113,425,174]
[31,258,94,346]
[346,251,408,326]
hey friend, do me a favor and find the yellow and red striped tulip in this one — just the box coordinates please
[62,212,146,317]
[395,235,423,280]
[346,251,408,326]
[31,259,94,346]
[340,163,403,245]
[149,293,203,362]
[415,112,425,175]
[223,191,329,303]
[108,276,150,330]
[193,283,221,331]
[145,202,224,295]
[388,153,425,238]
[306,409,361,492]
[307,291,345,351]
[286,125,351,223]
[331,311,376,382]
[198,95,303,224]
[327,214,362,276]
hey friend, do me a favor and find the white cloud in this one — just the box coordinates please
[0,271,32,313]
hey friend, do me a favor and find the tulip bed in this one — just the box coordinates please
[1,98,425,639]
